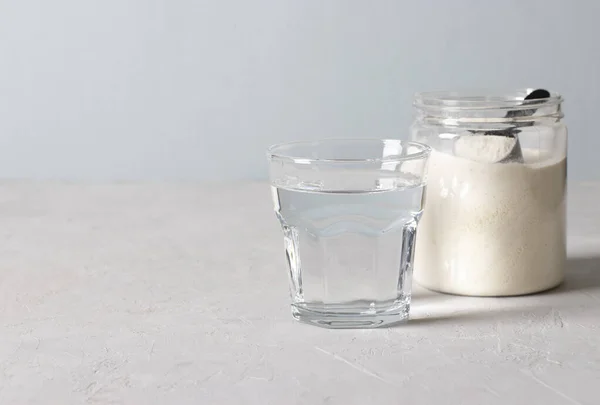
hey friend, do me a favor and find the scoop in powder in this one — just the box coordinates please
[454,89,550,164]
[454,134,520,163]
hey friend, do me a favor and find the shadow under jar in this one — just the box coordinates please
[411,89,567,296]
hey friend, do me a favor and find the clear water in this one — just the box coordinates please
[272,185,424,327]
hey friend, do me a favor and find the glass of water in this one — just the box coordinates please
[267,139,430,328]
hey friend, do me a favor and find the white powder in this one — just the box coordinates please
[414,147,566,296]
[453,134,518,163]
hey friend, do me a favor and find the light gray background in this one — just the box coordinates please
[0,0,596,181]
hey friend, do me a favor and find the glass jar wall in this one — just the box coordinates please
[411,89,567,296]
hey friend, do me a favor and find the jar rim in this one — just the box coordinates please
[414,88,563,110]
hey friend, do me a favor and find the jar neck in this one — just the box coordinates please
[413,90,564,128]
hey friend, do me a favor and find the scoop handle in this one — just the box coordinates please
[505,88,550,118]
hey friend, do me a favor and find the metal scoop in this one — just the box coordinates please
[456,89,550,163]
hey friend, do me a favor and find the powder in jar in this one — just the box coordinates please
[454,134,519,163]
[413,142,566,296]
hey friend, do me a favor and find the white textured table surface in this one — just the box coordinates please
[0,182,599,404]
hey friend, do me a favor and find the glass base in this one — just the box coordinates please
[291,299,410,329]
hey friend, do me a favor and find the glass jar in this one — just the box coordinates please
[411,89,567,296]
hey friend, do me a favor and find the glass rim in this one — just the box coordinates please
[414,88,563,110]
[266,139,431,164]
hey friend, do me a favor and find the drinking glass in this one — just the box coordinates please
[267,139,430,328]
